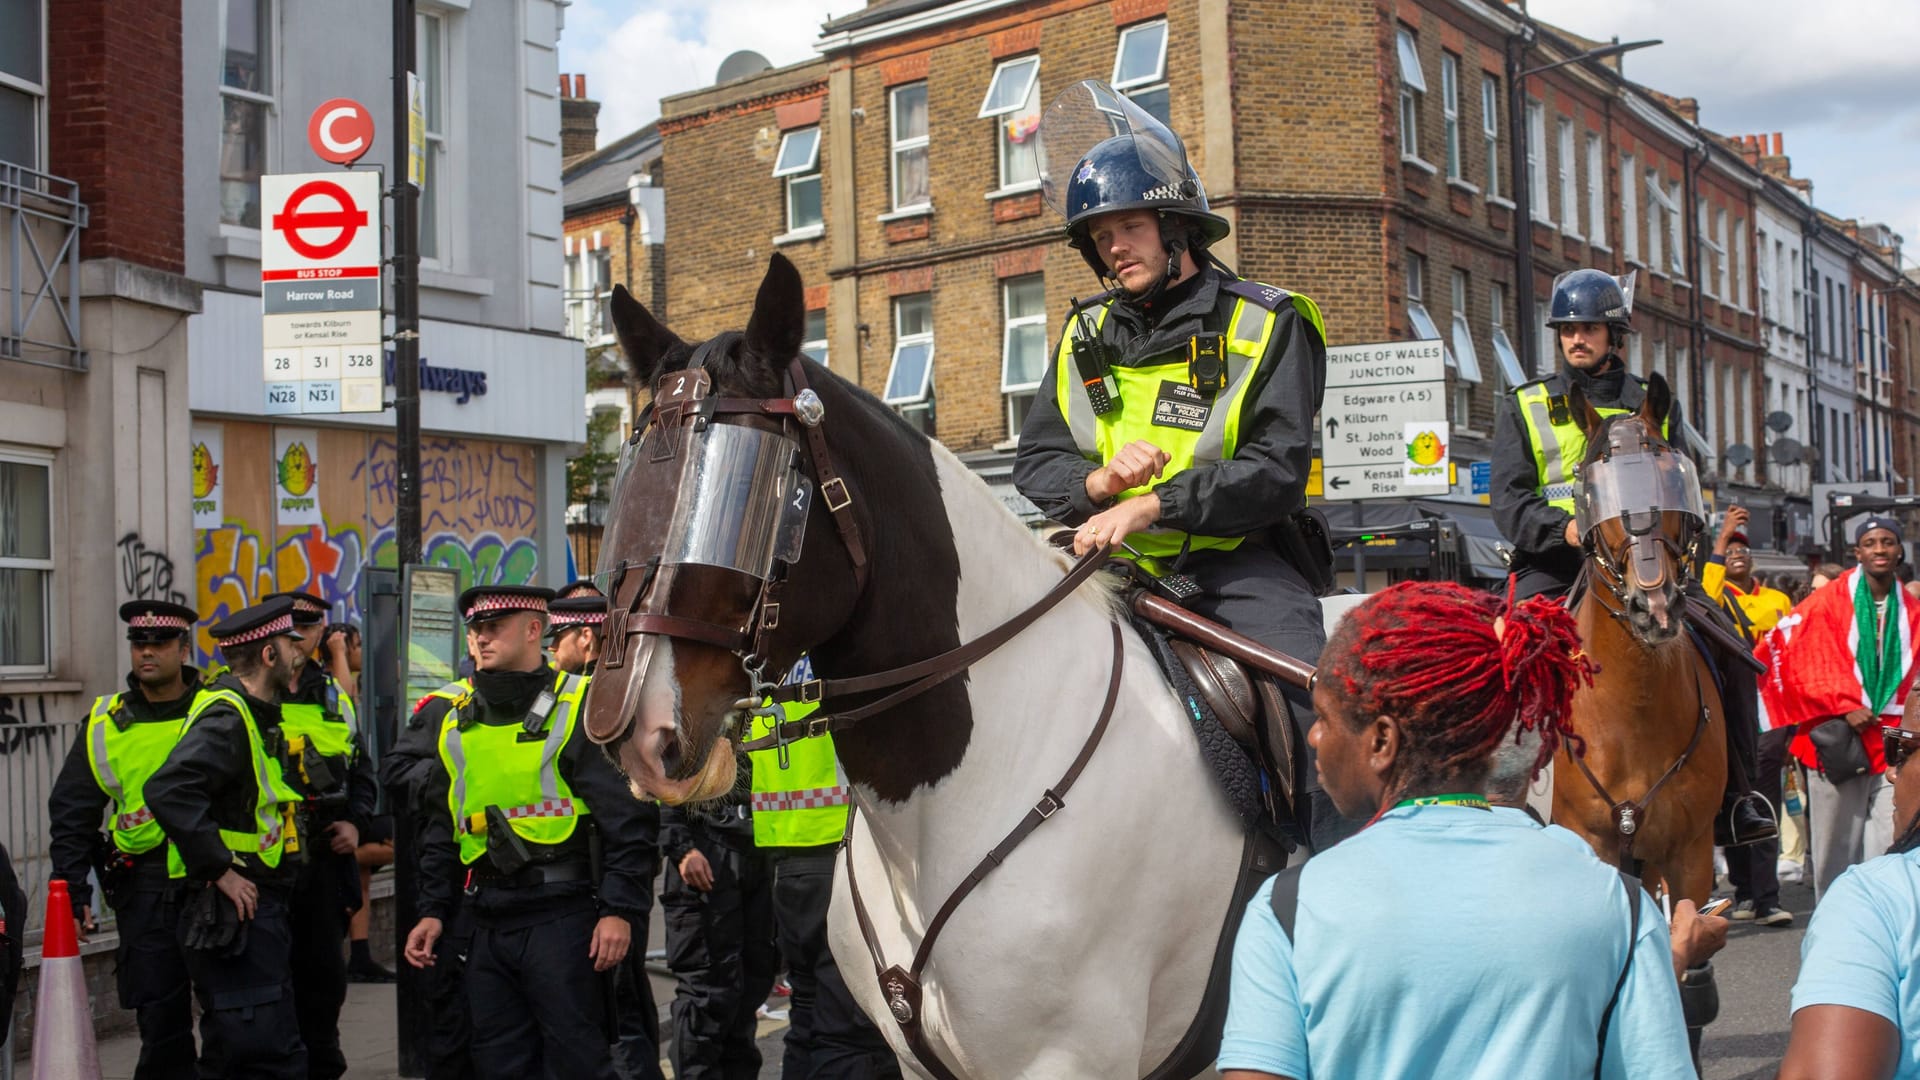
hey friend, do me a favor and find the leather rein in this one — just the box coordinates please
[614,352,1137,1078]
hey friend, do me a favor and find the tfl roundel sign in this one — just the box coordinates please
[260,171,382,282]
[308,98,375,166]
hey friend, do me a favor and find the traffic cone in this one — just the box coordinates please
[30,879,101,1080]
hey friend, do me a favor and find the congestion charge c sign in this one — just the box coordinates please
[270,180,369,261]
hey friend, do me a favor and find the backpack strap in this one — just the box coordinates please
[1593,870,1643,1080]
[1266,863,1306,943]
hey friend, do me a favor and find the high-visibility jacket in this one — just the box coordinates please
[176,686,305,875]
[83,693,184,857]
[433,671,592,866]
[748,701,849,849]
[1513,373,1670,515]
[279,673,358,790]
[1053,284,1325,558]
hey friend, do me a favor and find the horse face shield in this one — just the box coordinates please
[1575,448,1705,543]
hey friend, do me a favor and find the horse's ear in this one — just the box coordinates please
[744,254,806,366]
[610,284,684,384]
[1642,370,1674,430]
[1566,381,1605,441]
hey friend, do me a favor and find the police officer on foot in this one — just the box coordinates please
[662,758,777,1079]
[749,662,900,1080]
[265,590,373,1080]
[1013,80,1348,851]
[147,597,311,1078]
[548,589,667,1080]
[402,585,657,1080]
[1490,267,1774,847]
[547,593,608,677]
[47,600,204,1080]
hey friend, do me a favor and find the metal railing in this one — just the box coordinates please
[2,160,89,372]
[1,714,115,949]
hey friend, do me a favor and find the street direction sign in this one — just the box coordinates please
[1319,340,1451,501]
[260,171,384,414]
[308,98,376,166]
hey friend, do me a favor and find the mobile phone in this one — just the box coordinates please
[1698,898,1733,918]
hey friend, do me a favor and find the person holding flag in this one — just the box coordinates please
[1760,516,1920,901]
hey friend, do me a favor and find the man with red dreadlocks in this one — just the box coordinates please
[1217,583,1695,1080]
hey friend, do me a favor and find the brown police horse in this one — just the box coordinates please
[1550,373,1726,907]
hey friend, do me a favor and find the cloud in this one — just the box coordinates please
[560,0,849,143]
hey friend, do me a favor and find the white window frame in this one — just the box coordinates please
[1449,269,1483,384]
[1112,20,1169,120]
[1696,199,1722,298]
[1526,102,1548,221]
[1480,76,1500,199]
[801,309,828,368]
[1666,180,1686,276]
[999,275,1047,394]
[1396,28,1425,161]
[773,127,823,235]
[1715,207,1731,301]
[589,248,612,345]
[889,83,931,212]
[1407,254,1448,364]
[0,447,54,677]
[884,294,935,407]
[1556,118,1577,233]
[416,7,454,266]
[1620,154,1639,262]
[1757,228,1773,320]
[1441,53,1461,180]
[1645,169,1672,273]
[218,0,275,231]
[0,0,47,172]
[1490,283,1524,388]
[980,57,1041,192]
[1585,133,1606,247]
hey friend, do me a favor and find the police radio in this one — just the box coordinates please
[1069,299,1120,415]
[1188,333,1226,396]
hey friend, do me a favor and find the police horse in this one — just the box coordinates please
[582,255,1308,1079]
[1550,376,1727,910]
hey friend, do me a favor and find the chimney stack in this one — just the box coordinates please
[560,72,600,162]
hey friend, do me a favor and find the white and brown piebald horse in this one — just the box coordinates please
[584,254,1263,1079]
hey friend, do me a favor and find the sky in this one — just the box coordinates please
[558,0,1920,263]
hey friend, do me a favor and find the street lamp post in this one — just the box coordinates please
[1506,36,1661,376]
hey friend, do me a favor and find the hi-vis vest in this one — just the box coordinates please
[280,675,358,777]
[748,700,850,849]
[83,693,185,857]
[177,686,305,876]
[433,671,592,866]
[1054,283,1326,558]
[1514,374,1671,515]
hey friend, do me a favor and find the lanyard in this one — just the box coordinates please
[1392,793,1492,811]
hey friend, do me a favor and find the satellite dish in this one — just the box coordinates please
[716,50,773,85]
[1766,410,1795,434]
[1770,438,1804,466]
[1724,443,1755,468]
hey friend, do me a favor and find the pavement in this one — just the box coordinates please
[83,876,1816,1080]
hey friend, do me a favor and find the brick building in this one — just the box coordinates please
[653,0,1911,549]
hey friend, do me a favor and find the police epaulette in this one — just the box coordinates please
[1221,279,1291,312]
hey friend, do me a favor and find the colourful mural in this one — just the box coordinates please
[191,423,542,663]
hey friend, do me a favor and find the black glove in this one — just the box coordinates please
[179,884,248,957]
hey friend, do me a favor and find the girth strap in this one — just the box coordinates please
[740,549,1112,751]
[844,621,1127,1080]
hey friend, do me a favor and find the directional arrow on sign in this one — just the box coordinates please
[1329,476,1349,489]
[1326,417,1340,440]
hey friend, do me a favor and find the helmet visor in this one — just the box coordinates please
[1039,80,1191,220]
[1575,448,1705,536]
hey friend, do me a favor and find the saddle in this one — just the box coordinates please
[1167,638,1299,813]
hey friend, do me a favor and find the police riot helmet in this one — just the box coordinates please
[1546,268,1637,332]
[1040,81,1229,279]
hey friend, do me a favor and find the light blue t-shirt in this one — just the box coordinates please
[1791,848,1920,1078]
[1218,804,1694,1080]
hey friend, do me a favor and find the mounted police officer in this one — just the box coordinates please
[1013,80,1348,850]
[261,589,372,1080]
[147,597,312,1078]
[1491,267,1773,846]
[749,660,899,1080]
[402,585,658,1080]
[47,600,203,1080]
